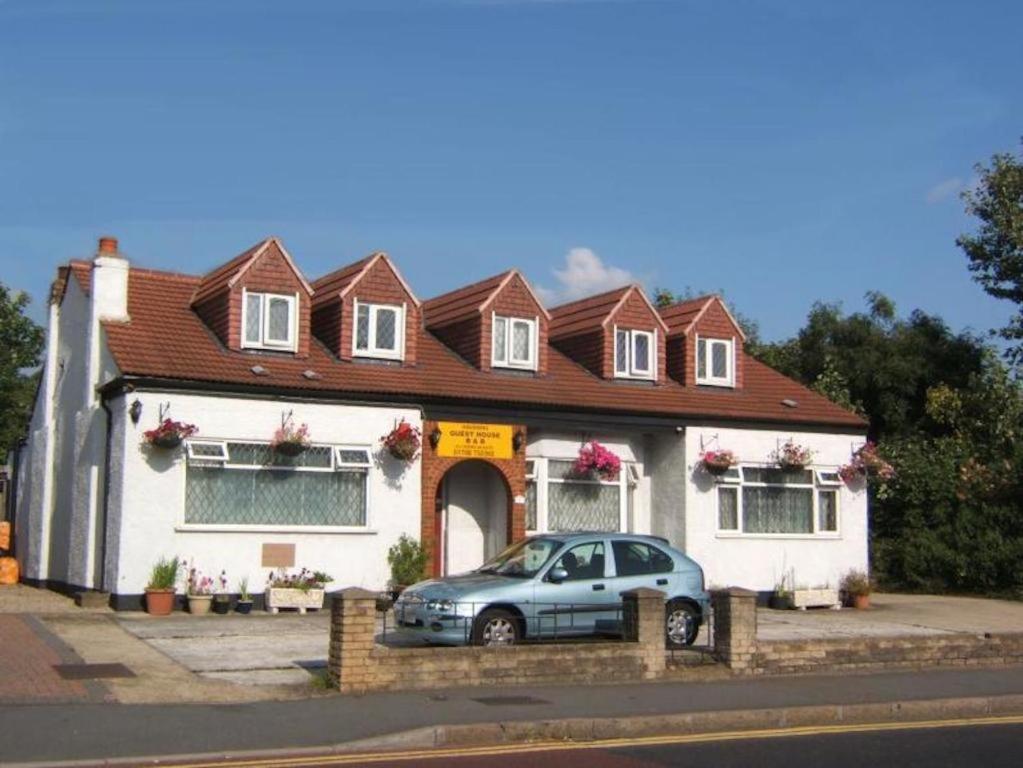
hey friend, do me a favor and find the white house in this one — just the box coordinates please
[11,236,868,608]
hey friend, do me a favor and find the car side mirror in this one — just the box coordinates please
[548,567,568,584]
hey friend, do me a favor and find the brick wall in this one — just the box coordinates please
[755,634,1023,676]
[550,328,605,379]
[420,420,526,578]
[328,587,666,694]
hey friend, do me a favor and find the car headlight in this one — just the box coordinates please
[427,599,454,613]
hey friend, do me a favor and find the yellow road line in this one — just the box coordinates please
[166,714,1023,768]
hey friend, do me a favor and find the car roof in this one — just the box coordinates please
[531,532,672,546]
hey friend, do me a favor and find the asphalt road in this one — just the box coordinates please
[270,723,1023,768]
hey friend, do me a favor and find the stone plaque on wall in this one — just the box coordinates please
[262,543,295,568]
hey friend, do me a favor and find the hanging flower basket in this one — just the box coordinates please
[381,419,422,462]
[271,420,310,457]
[573,441,621,481]
[771,440,813,471]
[143,419,198,450]
[840,441,894,484]
[700,449,737,476]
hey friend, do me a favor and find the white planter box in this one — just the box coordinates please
[265,587,325,614]
[792,588,841,610]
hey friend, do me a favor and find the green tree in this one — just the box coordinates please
[958,141,1023,365]
[0,283,45,461]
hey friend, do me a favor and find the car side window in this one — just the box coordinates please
[612,541,674,577]
[552,542,605,582]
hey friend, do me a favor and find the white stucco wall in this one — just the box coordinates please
[113,392,422,595]
[684,426,868,592]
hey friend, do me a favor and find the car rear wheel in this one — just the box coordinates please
[472,608,521,647]
[665,600,699,648]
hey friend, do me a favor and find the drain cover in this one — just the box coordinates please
[472,695,550,706]
[54,663,136,680]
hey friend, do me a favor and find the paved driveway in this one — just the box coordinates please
[758,593,1023,640]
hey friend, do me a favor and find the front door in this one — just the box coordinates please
[442,461,508,576]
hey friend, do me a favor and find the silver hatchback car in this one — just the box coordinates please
[394,533,710,648]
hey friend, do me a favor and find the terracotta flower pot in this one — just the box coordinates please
[145,588,176,616]
[188,595,213,615]
[852,594,870,610]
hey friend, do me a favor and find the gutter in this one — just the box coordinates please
[98,393,114,594]
[99,375,867,436]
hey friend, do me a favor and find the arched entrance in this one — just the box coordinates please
[434,460,511,577]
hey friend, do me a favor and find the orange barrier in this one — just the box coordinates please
[0,521,10,551]
[0,556,17,585]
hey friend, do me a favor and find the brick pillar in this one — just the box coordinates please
[623,587,666,678]
[712,587,758,672]
[328,587,378,693]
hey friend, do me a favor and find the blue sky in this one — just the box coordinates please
[1,0,1020,343]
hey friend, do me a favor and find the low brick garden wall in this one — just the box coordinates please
[756,633,1023,676]
[326,585,1023,693]
[327,586,669,694]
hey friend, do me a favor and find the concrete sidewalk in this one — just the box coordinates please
[2,665,1023,765]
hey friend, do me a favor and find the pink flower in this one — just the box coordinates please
[574,441,621,481]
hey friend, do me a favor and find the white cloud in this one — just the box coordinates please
[535,247,635,305]
[925,177,964,204]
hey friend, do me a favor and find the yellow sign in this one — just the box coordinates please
[436,422,514,460]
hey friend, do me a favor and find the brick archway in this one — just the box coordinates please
[420,420,526,578]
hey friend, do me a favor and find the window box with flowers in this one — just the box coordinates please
[265,568,333,614]
[271,418,311,457]
[771,440,814,471]
[573,441,621,481]
[144,419,198,450]
[381,419,421,462]
[700,449,737,476]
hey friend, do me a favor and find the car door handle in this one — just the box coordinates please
[657,578,668,586]
[592,584,605,591]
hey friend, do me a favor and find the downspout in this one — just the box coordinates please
[98,394,113,593]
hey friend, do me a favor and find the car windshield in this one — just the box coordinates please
[476,538,563,578]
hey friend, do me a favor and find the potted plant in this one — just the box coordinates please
[573,440,621,481]
[771,440,813,471]
[236,578,253,615]
[186,563,214,615]
[265,568,333,614]
[700,449,737,476]
[839,441,895,484]
[769,570,794,610]
[840,569,873,609]
[145,556,180,616]
[381,418,422,462]
[212,570,231,615]
[143,418,198,450]
[387,534,429,602]
[271,418,310,457]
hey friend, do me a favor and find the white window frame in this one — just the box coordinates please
[525,459,538,534]
[352,299,406,361]
[613,326,657,380]
[715,465,841,539]
[185,440,229,462]
[530,456,628,533]
[240,290,299,352]
[178,439,375,533]
[491,313,538,370]
[696,334,735,387]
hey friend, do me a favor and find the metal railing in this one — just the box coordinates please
[379,599,627,647]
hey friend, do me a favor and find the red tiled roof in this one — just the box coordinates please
[548,285,631,338]
[97,266,865,429]
[423,271,510,327]
[312,252,421,309]
[191,237,312,305]
[659,295,714,336]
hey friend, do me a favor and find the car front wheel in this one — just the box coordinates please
[472,608,521,647]
[665,600,699,648]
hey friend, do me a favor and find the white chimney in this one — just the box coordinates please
[91,235,130,322]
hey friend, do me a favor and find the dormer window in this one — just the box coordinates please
[242,290,297,351]
[492,315,537,370]
[354,300,405,360]
[697,336,734,387]
[614,328,655,380]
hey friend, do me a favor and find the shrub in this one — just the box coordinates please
[147,556,180,590]
[387,534,429,587]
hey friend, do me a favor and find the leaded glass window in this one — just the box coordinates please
[184,441,369,528]
[697,337,733,386]
[241,292,296,350]
[546,459,621,532]
[614,328,655,379]
[353,301,403,359]
[492,315,536,370]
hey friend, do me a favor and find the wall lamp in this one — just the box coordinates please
[129,399,143,425]
[429,426,443,449]
[512,429,525,452]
